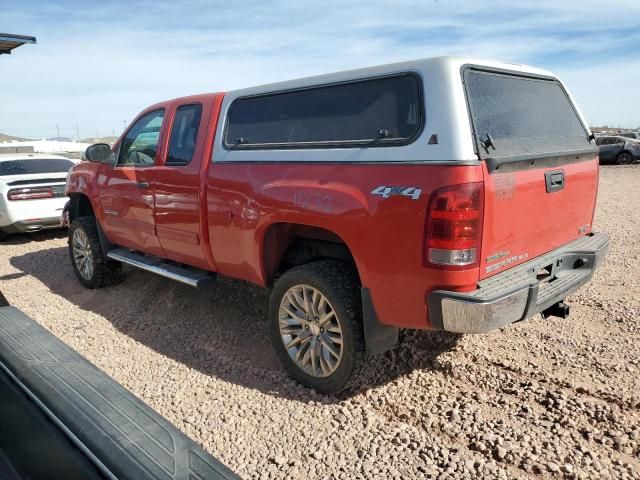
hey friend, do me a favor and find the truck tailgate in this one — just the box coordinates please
[462,66,599,280]
[480,156,598,279]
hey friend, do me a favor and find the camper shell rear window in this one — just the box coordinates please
[463,68,592,159]
[224,73,423,149]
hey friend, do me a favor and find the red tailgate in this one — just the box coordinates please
[479,157,598,279]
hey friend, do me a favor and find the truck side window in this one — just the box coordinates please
[117,109,165,166]
[166,104,202,165]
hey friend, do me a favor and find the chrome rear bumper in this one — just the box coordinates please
[428,233,609,333]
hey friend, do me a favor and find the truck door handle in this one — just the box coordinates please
[545,170,565,193]
[550,174,563,186]
[136,181,150,189]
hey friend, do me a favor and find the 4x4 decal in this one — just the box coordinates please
[371,185,422,200]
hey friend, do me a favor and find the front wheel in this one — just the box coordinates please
[269,260,369,394]
[616,151,633,165]
[69,216,121,288]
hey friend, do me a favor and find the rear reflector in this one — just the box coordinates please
[7,187,54,201]
[425,182,484,268]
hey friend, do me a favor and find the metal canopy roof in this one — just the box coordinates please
[0,33,36,55]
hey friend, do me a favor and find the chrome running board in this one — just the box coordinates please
[107,249,216,288]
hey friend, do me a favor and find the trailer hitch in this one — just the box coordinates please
[542,301,571,319]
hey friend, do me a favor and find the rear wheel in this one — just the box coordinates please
[68,216,121,288]
[269,260,368,394]
[616,151,633,165]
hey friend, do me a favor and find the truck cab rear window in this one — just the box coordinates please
[464,70,591,158]
[167,104,202,165]
[224,74,422,149]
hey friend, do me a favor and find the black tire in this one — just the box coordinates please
[68,216,121,289]
[616,151,633,165]
[269,260,369,394]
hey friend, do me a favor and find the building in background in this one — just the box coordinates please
[0,139,90,153]
[1,33,38,154]
[0,32,36,55]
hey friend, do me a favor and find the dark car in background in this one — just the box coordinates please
[595,136,640,164]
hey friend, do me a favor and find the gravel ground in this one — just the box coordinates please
[1,165,639,479]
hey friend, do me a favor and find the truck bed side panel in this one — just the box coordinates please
[206,163,484,330]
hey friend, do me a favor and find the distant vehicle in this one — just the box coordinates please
[65,57,608,393]
[618,132,640,141]
[0,153,77,238]
[595,136,640,164]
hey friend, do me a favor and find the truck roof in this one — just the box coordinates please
[134,56,582,164]
[150,56,555,108]
[211,56,574,164]
[227,56,556,98]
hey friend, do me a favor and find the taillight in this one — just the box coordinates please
[425,182,484,269]
[7,187,54,201]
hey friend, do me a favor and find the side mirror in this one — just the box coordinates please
[85,143,112,163]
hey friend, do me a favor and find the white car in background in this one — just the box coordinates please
[0,153,77,238]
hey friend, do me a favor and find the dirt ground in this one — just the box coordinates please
[0,165,638,479]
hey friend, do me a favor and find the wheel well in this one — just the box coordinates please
[68,193,95,222]
[262,223,358,286]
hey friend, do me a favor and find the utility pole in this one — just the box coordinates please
[75,123,80,141]
[123,120,127,132]
[56,124,60,139]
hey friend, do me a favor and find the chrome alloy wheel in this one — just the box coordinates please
[278,284,344,378]
[72,228,94,280]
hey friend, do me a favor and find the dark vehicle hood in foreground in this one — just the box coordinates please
[0,305,238,480]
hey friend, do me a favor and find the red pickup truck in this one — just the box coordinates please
[65,57,608,393]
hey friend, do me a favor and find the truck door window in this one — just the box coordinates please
[117,109,165,166]
[166,104,202,165]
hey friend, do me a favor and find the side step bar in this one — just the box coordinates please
[107,249,216,288]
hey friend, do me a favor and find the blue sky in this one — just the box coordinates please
[1,0,639,140]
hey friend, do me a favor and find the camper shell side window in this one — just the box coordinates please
[224,73,424,150]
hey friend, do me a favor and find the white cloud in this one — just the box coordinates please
[1,0,639,138]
